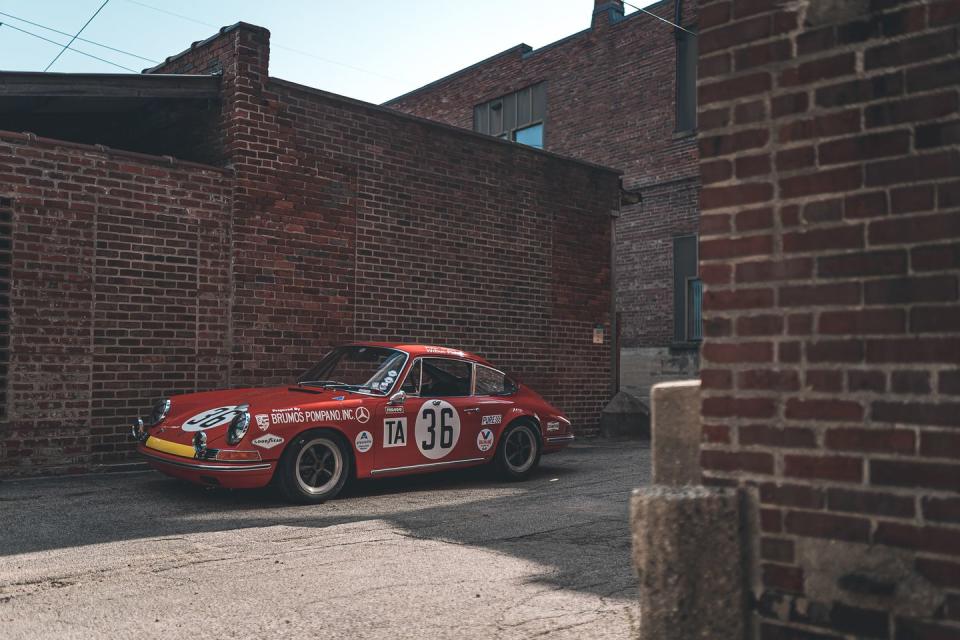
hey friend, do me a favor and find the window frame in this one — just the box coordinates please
[474,82,547,149]
[297,346,409,397]
[685,276,703,342]
[474,364,519,397]
[672,234,701,346]
[512,122,544,149]
[398,358,517,398]
[398,356,475,399]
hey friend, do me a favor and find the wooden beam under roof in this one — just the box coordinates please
[0,72,219,100]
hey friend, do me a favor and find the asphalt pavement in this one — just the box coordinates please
[0,440,649,639]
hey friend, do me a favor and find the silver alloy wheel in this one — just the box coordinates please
[295,437,343,495]
[504,425,537,473]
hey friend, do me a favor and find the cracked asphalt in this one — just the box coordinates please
[0,441,648,639]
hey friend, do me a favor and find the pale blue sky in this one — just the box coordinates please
[0,0,653,104]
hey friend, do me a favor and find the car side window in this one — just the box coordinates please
[475,365,518,396]
[420,358,472,397]
[401,359,422,395]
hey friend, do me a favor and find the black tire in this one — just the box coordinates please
[495,421,542,481]
[276,429,351,504]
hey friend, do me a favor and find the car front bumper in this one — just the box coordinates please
[138,439,276,489]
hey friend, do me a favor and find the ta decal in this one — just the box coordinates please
[383,417,408,448]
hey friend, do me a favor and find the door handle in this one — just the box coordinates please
[464,407,479,414]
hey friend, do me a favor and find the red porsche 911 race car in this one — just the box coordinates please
[132,343,574,502]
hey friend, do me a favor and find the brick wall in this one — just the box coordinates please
[384,0,701,401]
[0,132,232,473]
[152,24,619,432]
[0,24,618,475]
[697,1,960,637]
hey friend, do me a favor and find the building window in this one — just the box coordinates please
[673,235,701,343]
[687,277,703,341]
[513,123,543,149]
[676,29,697,133]
[474,83,546,149]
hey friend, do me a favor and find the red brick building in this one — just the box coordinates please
[0,23,620,475]
[697,0,960,637]
[385,0,702,403]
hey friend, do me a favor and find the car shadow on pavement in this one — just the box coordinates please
[0,442,648,599]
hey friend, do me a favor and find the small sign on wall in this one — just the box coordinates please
[593,325,604,344]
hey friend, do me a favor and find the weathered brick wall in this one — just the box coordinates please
[0,23,617,475]
[152,25,618,433]
[697,0,960,637]
[0,132,232,474]
[384,0,700,400]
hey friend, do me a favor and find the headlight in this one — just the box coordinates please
[131,418,147,442]
[193,431,207,458]
[226,409,251,445]
[148,399,171,426]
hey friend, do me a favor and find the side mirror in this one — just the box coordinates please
[388,391,406,406]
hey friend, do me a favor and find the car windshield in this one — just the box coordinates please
[297,346,407,395]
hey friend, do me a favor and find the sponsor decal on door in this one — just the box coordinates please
[383,417,408,448]
[415,400,460,460]
[477,428,494,452]
[355,430,373,453]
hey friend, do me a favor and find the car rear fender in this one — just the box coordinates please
[504,412,543,442]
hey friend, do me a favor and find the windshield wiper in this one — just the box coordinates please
[298,380,345,387]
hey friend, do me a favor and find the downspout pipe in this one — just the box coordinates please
[610,182,625,398]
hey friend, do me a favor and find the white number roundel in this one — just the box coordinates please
[415,400,460,460]
[183,406,244,432]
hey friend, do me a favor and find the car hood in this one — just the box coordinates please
[147,385,375,448]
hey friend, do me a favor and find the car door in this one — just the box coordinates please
[374,356,482,472]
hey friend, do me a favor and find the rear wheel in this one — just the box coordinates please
[495,421,541,481]
[276,429,351,503]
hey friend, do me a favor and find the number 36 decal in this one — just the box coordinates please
[415,400,461,460]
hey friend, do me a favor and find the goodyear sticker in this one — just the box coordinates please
[251,434,284,450]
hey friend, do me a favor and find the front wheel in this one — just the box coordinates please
[495,422,542,481]
[276,429,351,504]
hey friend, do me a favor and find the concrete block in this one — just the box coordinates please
[650,379,701,485]
[599,390,650,438]
[630,485,746,640]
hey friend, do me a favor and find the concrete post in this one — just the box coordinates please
[650,379,701,485]
[630,486,746,640]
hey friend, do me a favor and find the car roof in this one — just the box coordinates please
[347,342,493,366]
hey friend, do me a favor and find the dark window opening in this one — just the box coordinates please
[676,29,698,133]
[401,359,422,395]
[475,365,518,396]
[0,73,222,165]
[420,358,473,397]
[474,82,546,149]
[673,235,701,343]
